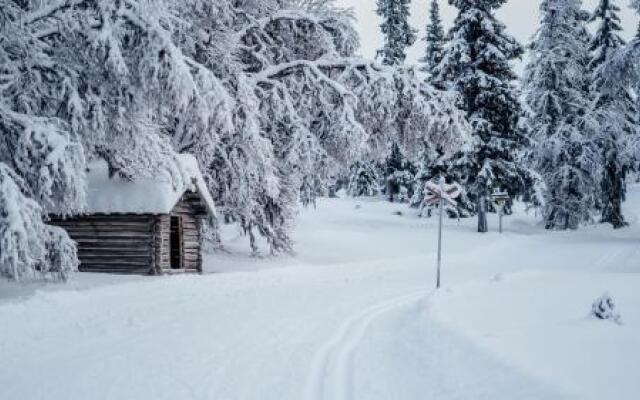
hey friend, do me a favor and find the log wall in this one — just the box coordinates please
[50,190,207,275]
[49,215,156,274]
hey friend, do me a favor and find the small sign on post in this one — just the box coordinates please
[424,178,462,289]
[491,191,510,234]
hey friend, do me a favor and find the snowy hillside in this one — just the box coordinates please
[2,187,639,400]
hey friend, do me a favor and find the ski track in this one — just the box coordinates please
[304,290,427,400]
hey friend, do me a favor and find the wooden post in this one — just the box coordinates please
[436,176,444,289]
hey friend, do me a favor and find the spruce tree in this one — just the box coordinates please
[384,143,415,203]
[590,0,625,69]
[419,0,446,82]
[590,0,636,228]
[348,161,380,198]
[434,0,532,233]
[522,0,599,230]
[377,0,418,65]
[376,2,417,202]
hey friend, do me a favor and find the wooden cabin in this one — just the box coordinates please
[49,155,216,275]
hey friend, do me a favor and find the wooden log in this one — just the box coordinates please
[51,215,152,223]
[75,241,152,249]
[79,266,153,274]
[77,245,152,252]
[80,260,151,267]
[52,220,152,227]
[64,231,154,238]
[54,225,152,233]
[80,253,151,260]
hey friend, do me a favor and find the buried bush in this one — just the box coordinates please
[591,293,622,324]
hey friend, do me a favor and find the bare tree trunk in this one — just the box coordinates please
[477,182,488,233]
[601,149,628,229]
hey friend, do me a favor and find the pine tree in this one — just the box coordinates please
[376,0,418,65]
[522,0,600,230]
[589,0,636,228]
[419,0,446,82]
[434,0,532,233]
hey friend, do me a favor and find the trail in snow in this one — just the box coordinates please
[304,290,427,400]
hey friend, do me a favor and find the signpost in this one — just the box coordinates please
[491,191,510,234]
[424,177,462,289]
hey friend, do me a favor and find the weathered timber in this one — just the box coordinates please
[50,190,207,275]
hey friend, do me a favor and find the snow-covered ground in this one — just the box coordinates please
[2,188,640,400]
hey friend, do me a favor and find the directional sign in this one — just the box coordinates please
[424,181,462,207]
[490,191,510,234]
[425,178,463,290]
[491,191,510,203]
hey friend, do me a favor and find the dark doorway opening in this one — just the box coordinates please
[170,216,182,269]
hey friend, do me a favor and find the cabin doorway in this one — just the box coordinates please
[170,216,182,269]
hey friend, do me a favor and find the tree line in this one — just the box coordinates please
[352,0,640,233]
[3,0,638,282]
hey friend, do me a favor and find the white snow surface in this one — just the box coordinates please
[2,187,640,399]
[82,154,215,215]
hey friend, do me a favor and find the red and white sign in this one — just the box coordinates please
[424,181,462,207]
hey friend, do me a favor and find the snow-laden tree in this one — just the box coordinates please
[219,1,368,252]
[376,0,417,65]
[383,143,415,202]
[341,61,470,201]
[589,0,637,228]
[374,0,418,199]
[166,0,417,252]
[4,0,235,183]
[419,0,446,83]
[522,0,600,230]
[590,0,626,69]
[434,0,534,232]
[597,2,640,113]
[0,3,88,215]
[0,1,85,280]
[347,161,380,197]
[0,163,78,281]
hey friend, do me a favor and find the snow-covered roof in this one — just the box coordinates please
[83,154,216,215]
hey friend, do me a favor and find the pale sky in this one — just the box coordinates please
[336,0,639,72]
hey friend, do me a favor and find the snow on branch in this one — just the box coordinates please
[598,39,640,93]
[0,163,78,281]
[21,0,85,25]
[0,108,86,216]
